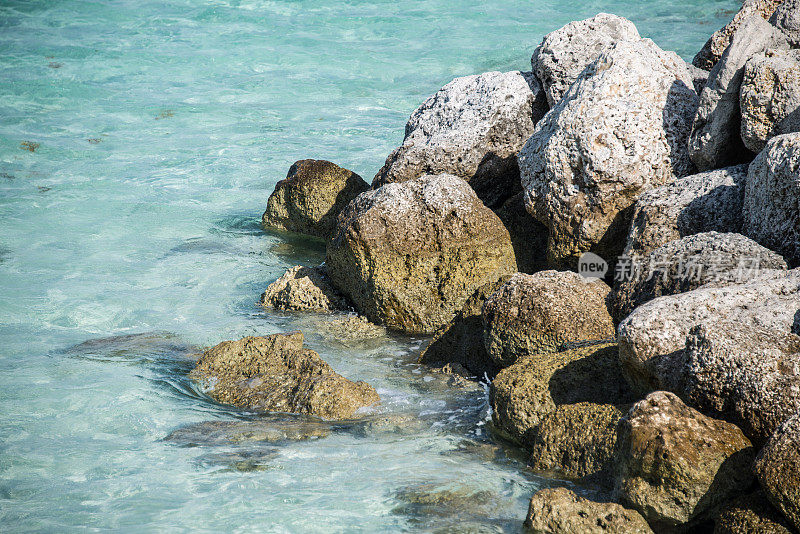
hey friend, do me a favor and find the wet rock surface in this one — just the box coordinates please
[260,265,349,311]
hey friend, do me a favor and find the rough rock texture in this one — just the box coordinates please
[531,13,641,107]
[482,271,615,369]
[417,277,510,379]
[260,265,349,311]
[715,490,795,534]
[524,487,654,534]
[520,39,698,268]
[326,174,517,334]
[743,133,800,266]
[741,49,800,152]
[495,192,548,274]
[372,71,547,209]
[683,321,800,445]
[771,0,800,45]
[693,0,785,70]
[688,64,710,95]
[755,412,800,531]
[689,15,790,172]
[614,392,755,531]
[612,232,787,322]
[618,268,800,393]
[262,159,369,239]
[623,165,748,259]
[189,332,379,420]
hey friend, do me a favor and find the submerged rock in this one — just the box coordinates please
[614,391,755,531]
[373,71,547,209]
[754,410,800,531]
[326,174,516,334]
[715,490,795,534]
[524,487,653,534]
[189,332,379,420]
[260,265,349,311]
[520,39,697,267]
[164,418,333,446]
[262,159,369,239]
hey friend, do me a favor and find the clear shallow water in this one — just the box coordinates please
[0,0,736,531]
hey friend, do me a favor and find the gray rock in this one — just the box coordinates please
[771,0,800,46]
[373,71,547,209]
[689,15,790,171]
[618,268,800,394]
[260,265,349,311]
[520,39,697,268]
[683,321,800,446]
[531,13,641,107]
[612,232,787,322]
[741,49,800,152]
[495,192,549,274]
[524,487,654,534]
[623,165,748,259]
[715,490,795,534]
[754,410,800,531]
[326,174,517,334]
[614,391,755,531]
[743,133,800,266]
[688,63,710,95]
[693,0,785,70]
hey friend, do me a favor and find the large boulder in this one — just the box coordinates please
[482,271,615,369]
[715,491,795,534]
[495,192,549,274]
[614,391,755,531]
[524,487,654,534]
[260,265,349,311]
[623,165,748,259]
[755,411,800,531]
[683,321,800,445]
[520,39,698,268]
[531,13,641,107]
[617,268,800,393]
[262,159,369,239]
[771,0,800,45]
[741,49,800,153]
[743,133,800,266]
[372,71,547,209]
[688,15,790,172]
[693,0,785,70]
[326,174,517,334]
[612,232,787,322]
[189,332,380,420]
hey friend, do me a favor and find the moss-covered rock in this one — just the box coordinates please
[260,265,349,311]
[754,411,800,531]
[714,491,794,534]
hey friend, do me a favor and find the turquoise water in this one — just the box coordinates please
[0,0,736,531]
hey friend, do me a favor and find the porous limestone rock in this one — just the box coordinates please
[260,265,349,311]
[743,133,800,266]
[373,71,547,209]
[524,487,654,534]
[741,49,800,152]
[715,490,795,534]
[482,271,615,369]
[520,39,698,268]
[262,159,369,239]
[189,332,379,420]
[771,0,800,45]
[689,15,790,171]
[326,174,517,334]
[531,13,641,107]
[495,192,548,274]
[754,411,800,531]
[614,392,755,531]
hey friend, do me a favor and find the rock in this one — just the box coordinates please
[490,343,633,447]
[524,487,654,534]
[740,49,800,152]
[164,418,332,445]
[743,133,800,266]
[754,411,800,531]
[531,13,641,107]
[189,332,380,420]
[612,232,787,322]
[771,0,800,46]
[391,483,505,529]
[683,321,800,445]
[259,265,349,311]
[623,165,748,259]
[262,159,369,239]
[326,174,517,334]
[614,391,755,531]
[617,268,800,393]
[688,64,710,95]
[495,193,548,274]
[693,0,785,70]
[520,39,698,268]
[482,271,615,369]
[316,314,388,343]
[417,277,510,379]
[689,15,790,172]
[372,71,547,209]
[715,490,795,534]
